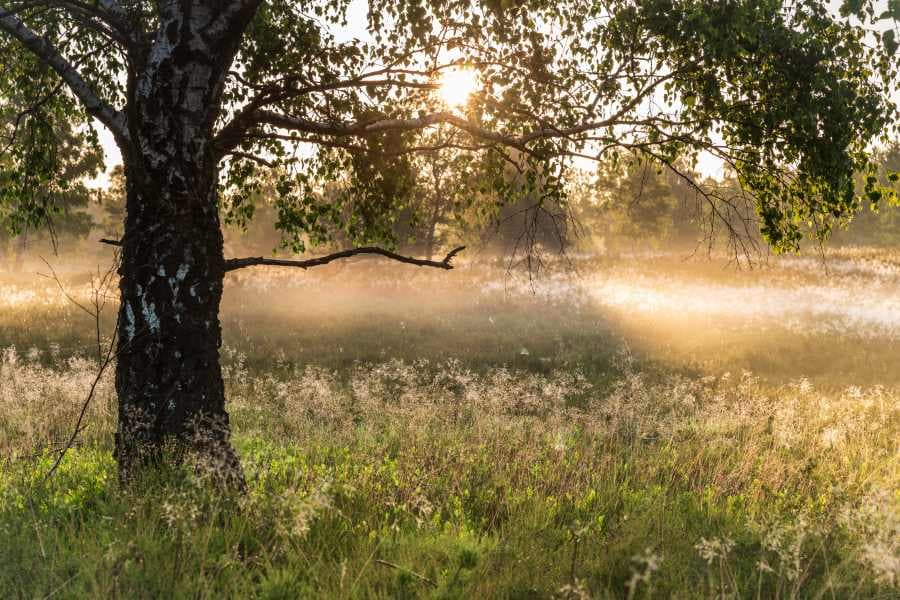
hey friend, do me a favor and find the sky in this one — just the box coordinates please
[90,0,896,187]
[89,0,727,187]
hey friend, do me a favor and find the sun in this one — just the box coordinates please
[438,68,479,108]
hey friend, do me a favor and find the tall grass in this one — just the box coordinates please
[0,249,898,598]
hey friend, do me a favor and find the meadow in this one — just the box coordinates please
[0,248,898,599]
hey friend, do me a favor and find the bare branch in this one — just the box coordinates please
[224,245,466,273]
[42,316,116,483]
[55,1,134,48]
[39,252,122,483]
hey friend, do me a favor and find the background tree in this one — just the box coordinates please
[388,129,474,260]
[584,154,681,251]
[0,0,897,484]
[834,142,900,246]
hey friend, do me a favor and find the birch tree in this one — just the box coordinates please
[0,0,896,484]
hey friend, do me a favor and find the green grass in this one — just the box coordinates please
[0,251,898,598]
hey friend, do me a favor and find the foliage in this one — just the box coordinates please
[0,43,102,248]
[0,1,897,254]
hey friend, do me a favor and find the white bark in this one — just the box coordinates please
[0,9,128,141]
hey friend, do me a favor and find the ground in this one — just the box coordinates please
[0,248,898,598]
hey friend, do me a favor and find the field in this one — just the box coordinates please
[0,248,898,598]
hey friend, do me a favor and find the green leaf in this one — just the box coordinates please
[883,30,898,54]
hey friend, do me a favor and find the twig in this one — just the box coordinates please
[41,312,119,484]
[38,253,120,363]
[38,257,93,317]
[374,559,437,587]
[42,572,78,600]
[36,253,122,482]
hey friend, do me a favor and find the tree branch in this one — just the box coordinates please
[203,0,264,42]
[226,150,275,167]
[223,245,466,273]
[0,7,128,141]
[213,69,681,160]
[58,2,140,55]
[251,110,537,155]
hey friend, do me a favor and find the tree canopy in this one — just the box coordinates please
[1,0,897,257]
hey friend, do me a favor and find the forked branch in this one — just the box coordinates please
[223,245,466,272]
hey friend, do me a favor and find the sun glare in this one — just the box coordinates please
[438,68,479,108]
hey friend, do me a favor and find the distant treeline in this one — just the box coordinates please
[570,144,900,253]
[3,143,899,268]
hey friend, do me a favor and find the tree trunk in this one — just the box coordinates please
[423,222,436,262]
[12,227,27,272]
[107,1,258,486]
[113,47,243,484]
[114,160,242,486]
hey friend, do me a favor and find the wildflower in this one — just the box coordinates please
[557,578,592,599]
[755,560,774,574]
[695,536,735,565]
[627,548,661,598]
